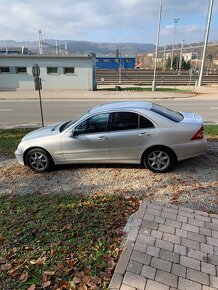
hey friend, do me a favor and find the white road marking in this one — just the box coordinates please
[210,107,218,110]
[0,109,13,111]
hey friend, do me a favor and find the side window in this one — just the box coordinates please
[74,113,109,135]
[139,115,154,128]
[110,112,138,131]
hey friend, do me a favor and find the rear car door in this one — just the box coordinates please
[108,112,156,162]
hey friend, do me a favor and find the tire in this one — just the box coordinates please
[143,147,175,173]
[25,148,53,173]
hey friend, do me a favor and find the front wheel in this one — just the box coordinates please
[143,148,175,173]
[26,148,53,173]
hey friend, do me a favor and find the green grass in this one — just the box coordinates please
[204,124,218,138]
[0,128,34,156]
[97,87,192,92]
[0,193,140,289]
[0,125,217,156]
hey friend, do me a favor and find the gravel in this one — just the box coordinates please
[0,140,217,213]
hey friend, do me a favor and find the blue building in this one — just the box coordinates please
[96,56,135,70]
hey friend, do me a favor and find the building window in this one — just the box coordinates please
[0,67,10,73]
[64,67,75,74]
[16,67,27,73]
[47,67,58,74]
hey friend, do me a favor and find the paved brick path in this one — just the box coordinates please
[109,199,218,290]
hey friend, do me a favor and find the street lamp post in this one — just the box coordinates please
[152,0,163,92]
[198,0,214,87]
[178,39,184,74]
[170,18,179,70]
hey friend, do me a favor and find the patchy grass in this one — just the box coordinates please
[0,128,34,156]
[0,193,140,289]
[204,124,218,138]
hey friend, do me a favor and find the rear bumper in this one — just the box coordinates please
[171,138,207,161]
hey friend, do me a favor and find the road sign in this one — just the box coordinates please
[32,64,40,78]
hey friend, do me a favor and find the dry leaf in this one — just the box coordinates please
[41,281,51,288]
[30,257,46,266]
[28,285,35,290]
[44,270,55,276]
[1,263,12,271]
[19,271,28,282]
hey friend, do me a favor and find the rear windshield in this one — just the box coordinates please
[151,104,184,122]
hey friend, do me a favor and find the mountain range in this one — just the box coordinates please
[0,39,155,55]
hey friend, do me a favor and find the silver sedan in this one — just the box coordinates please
[15,101,207,173]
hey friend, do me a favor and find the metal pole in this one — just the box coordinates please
[170,18,179,70]
[152,0,162,91]
[38,84,44,127]
[163,44,166,70]
[198,0,214,87]
[179,39,184,74]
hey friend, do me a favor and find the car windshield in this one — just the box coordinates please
[151,103,184,122]
[59,111,90,132]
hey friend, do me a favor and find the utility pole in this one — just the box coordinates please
[170,18,179,70]
[198,0,214,86]
[179,39,184,74]
[38,29,43,55]
[152,0,163,91]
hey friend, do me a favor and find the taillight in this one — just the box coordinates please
[191,126,204,140]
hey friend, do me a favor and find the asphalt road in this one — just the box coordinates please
[0,98,218,128]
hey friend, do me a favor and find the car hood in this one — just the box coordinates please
[22,122,63,141]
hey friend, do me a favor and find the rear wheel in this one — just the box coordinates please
[26,148,53,173]
[143,147,175,173]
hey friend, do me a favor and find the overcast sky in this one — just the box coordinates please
[1,0,218,45]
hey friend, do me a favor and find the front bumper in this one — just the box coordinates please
[15,150,25,165]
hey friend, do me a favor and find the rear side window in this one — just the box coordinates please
[109,112,154,131]
[151,104,184,122]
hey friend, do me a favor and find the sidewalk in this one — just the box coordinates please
[0,86,217,101]
[110,199,218,290]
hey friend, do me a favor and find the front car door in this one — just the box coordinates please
[61,113,110,163]
[108,112,156,162]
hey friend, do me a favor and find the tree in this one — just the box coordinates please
[165,55,191,70]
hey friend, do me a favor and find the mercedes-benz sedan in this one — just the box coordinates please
[15,101,207,173]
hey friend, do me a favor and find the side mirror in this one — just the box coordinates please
[67,130,74,138]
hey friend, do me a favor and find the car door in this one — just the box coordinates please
[108,112,156,162]
[61,113,110,162]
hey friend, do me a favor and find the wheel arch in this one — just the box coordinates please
[141,145,177,165]
[24,147,54,166]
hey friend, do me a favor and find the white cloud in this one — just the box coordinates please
[0,0,217,43]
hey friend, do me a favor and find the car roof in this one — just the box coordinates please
[89,101,153,114]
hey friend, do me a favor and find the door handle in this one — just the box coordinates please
[139,132,151,137]
[97,136,108,140]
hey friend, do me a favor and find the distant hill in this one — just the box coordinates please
[0,39,155,55]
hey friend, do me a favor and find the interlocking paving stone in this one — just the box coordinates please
[210,275,218,288]
[122,272,146,290]
[127,260,143,275]
[186,268,209,285]
[146,245,160,257]
[180,255,201,271]
[201,261,216,275]
[131,251,151,265]
[109,200,218,290]
[150,257,172,272]
[145,280,169,290]
[155,270,178,288]
[141,265,156,279]
[172,263,186,278]
[159,249,180,263]
[178,277,201,290]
